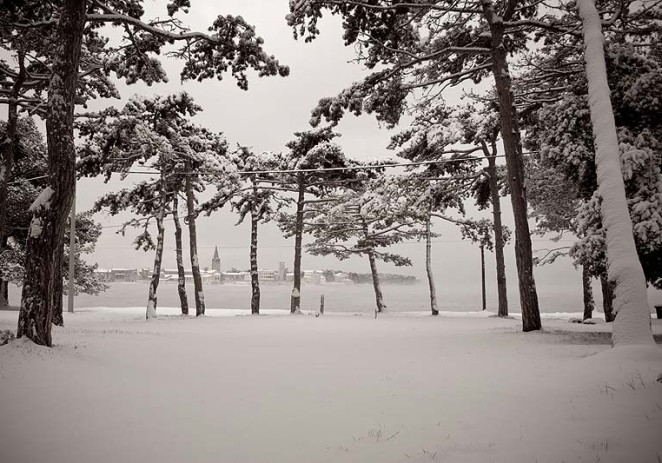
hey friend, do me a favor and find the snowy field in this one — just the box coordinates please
[1,307,661,463]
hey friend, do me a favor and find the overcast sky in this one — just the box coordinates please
[66,0,661,307]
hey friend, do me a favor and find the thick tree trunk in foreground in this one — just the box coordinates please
[582,264,595,321]
[481,0,540,331]
[600,274,616,322]
[250,203,260,315]
[484,143,509,317]
[577,0,653,346]
[67,191,76,314]
[425,211,439,316]
[185,168,205,316]
[290,173,305,314]
[52,247,64,327]
[172,195,189,315]
[0,52,25,259]
[17,0,86,346]
[146,176,167,319]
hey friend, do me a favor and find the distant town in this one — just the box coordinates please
[94,247,418,285]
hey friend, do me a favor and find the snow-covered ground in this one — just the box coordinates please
[1,307,661,463]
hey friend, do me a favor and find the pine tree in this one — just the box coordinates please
[390,101,510,316]
[288,0,543,330]
[3,0,288,345]
[81,93,238,318]
[272,128,359,314]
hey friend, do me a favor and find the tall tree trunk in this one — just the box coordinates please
[0,279,8,308]
[0,51,26,259]
[577,0,653,346]
[480,245,487,311]
[425,210,439,316]
[52,246,64,327]
[367,249,386,313]
[250,195,260,315]
[172,194,189,315]
[362,217,386,313]
[582,264,595,321]
[291,173,305,314]
[146,175,167,319]
[17,0,86,346]
[481,0,540,332]
[483,141,509,317]
[600,273,616,322]
[67,189,76,314]
[185,165,205,316]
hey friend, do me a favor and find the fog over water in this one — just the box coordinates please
[42,0,660,314]
[10,280,661,315]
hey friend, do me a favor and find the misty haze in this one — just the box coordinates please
[1,1,661,463]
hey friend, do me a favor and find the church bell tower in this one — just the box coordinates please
[212,246,221,272]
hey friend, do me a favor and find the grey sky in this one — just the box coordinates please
[69,1,661,308]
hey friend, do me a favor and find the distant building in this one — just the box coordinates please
[284,270,326,284]
[212,246,221,272]
[104,268,137,282]
[94,268,113,282]
[161,268,222,284]
[222,271,250,282]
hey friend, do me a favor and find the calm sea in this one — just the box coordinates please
[7,280,619,314]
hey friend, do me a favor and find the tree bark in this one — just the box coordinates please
[484,141,509,317]
[367,249,386,313]
[480,245,487,311]
[185,164,205,316]
[600,273,616,322]
[172,194,189,315]
[17,0,86,346]
[425,210,439,316]
[0,51,26,259]
[577,0,653,346]
[250,194,260,315]
[290,173,305,314]
[481,0,541,331]
[362,217,386,313]
[52,245,64,327]
[582,264,595,321]
[67,189,76,314]
[146,175,167,319]
[0,279,8,308]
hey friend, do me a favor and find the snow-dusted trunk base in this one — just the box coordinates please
[146,176,167,320]
[172,195,189,315]
[250,207,260,315]
[481,0,540,331]
[582,264,595,321]
[600,274,616,322]
[485,144,509,317]
[577,0,653,346]
[425,212,439,316]
[17,0,86,346]
[185,168,205,317]
[290,174,305,314]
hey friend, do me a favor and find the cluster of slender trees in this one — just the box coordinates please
[0,0,659,348]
